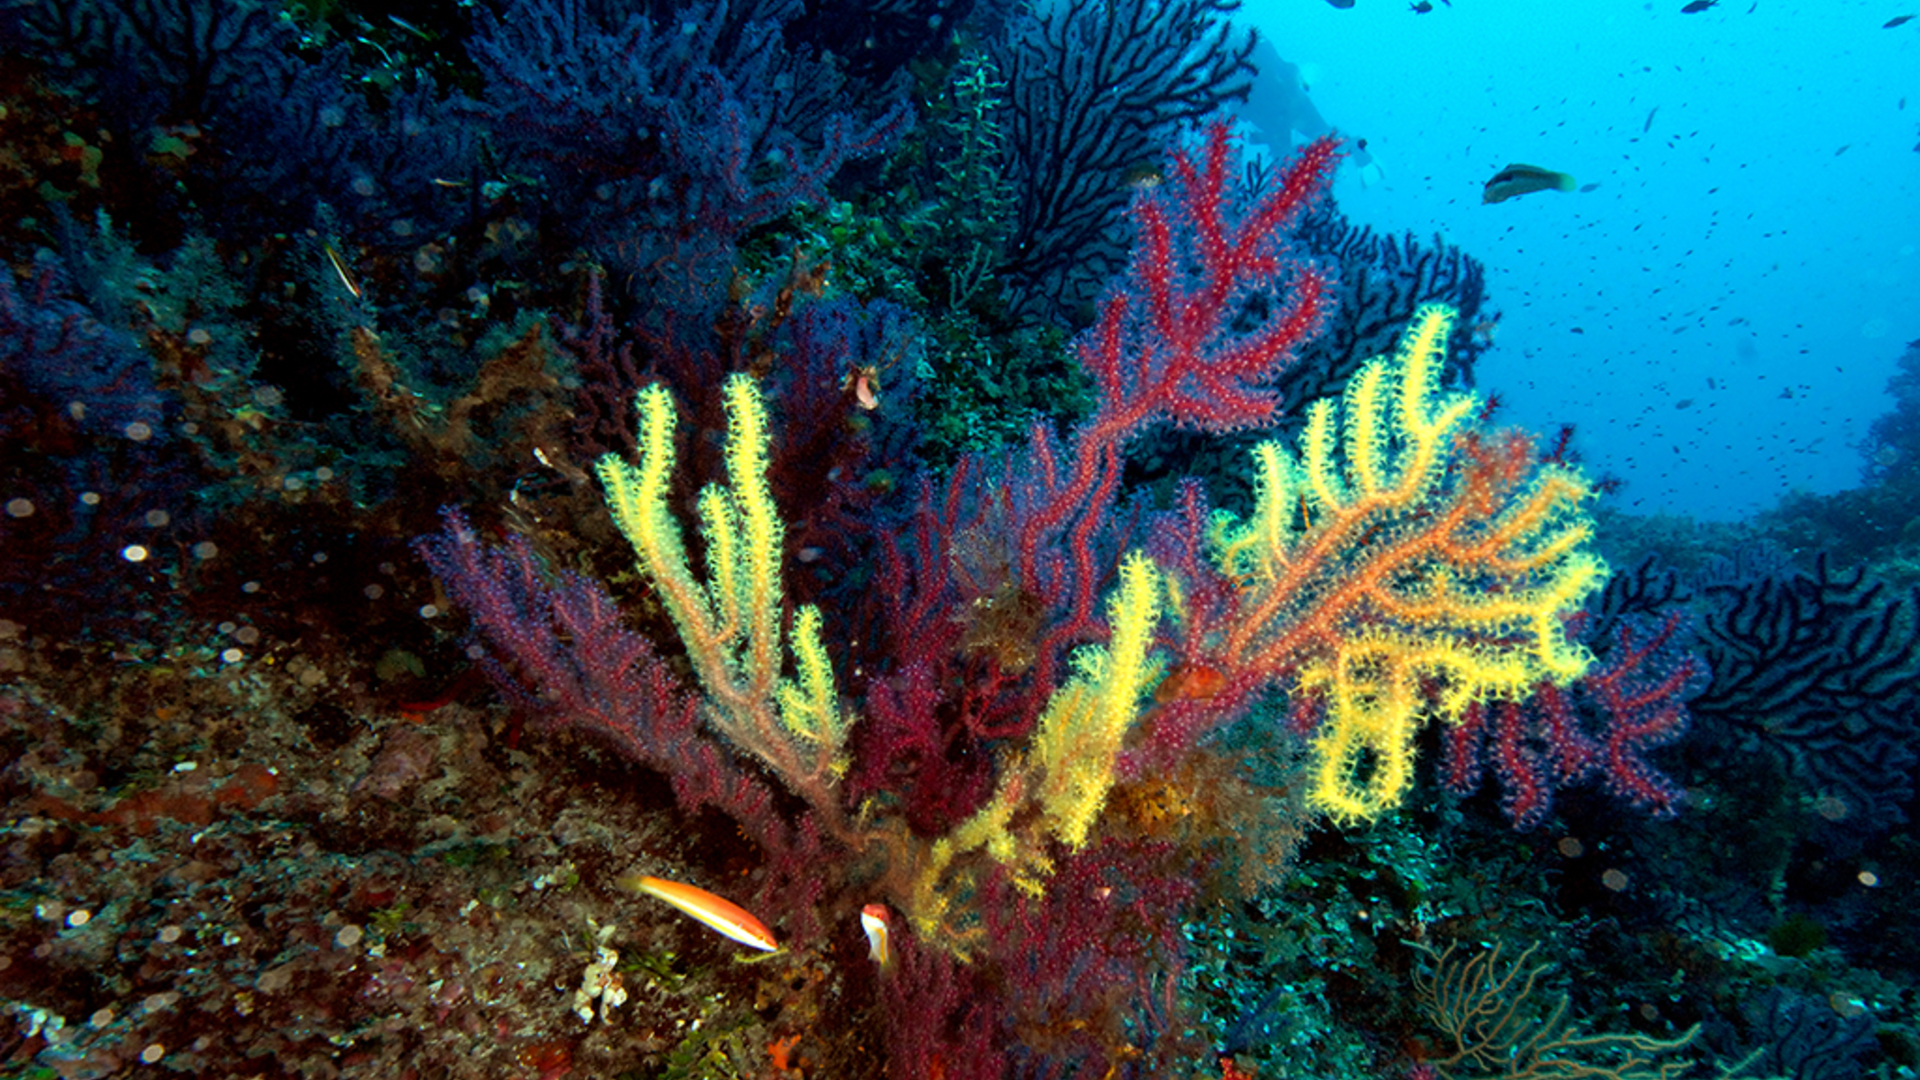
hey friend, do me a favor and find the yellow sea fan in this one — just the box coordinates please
[1211,304,1606,823]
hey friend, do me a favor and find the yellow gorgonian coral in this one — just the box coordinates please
[596,375,849,796]
[1209,304,1607,822]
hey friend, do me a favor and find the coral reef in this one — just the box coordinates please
[1,0,1914,1077]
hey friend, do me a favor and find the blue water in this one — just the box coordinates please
[1250,0,1918,519]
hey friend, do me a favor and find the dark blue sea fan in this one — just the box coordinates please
[1691,553,1920,832]
[1289,199,1490,408]
[991,0,1256,322]
[0,0,479,243]
[463,0,908,310]
[0,0,288,132]
[0,255,163,436]
[1711,989,1879,1080]
[210,54,479,245]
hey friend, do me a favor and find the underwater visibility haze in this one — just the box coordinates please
[1252,0,1919,521]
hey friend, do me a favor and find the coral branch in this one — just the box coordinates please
[414,512,798,857]
[998,122,1339,691]
[595,375,851,812]
[1195,304,1608,822]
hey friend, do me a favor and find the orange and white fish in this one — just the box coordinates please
[619,874,779,952]
[860,903,894,973]
[843,364,881,410]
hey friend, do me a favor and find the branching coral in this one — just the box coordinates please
[426,125,1639,1076]
[1165,304,1606,822]
[1415,940,1702,1080]
[596,375,853,815]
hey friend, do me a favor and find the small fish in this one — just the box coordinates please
[1680,0,1718,11]
[1409,0,1433,10]
[1885,15,1915,27]
[323,242,362,300]
[843,364,881,410]
[1578,182,1601,192]
[1325,0,1355,7]
[1154,662,1228,704]
[386,14,431,39]
[1482,164,1577,203]
[1643,107,1659,133]
[620,874,779,952]
[1119,163,1165,190]
[860,903,894,972]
